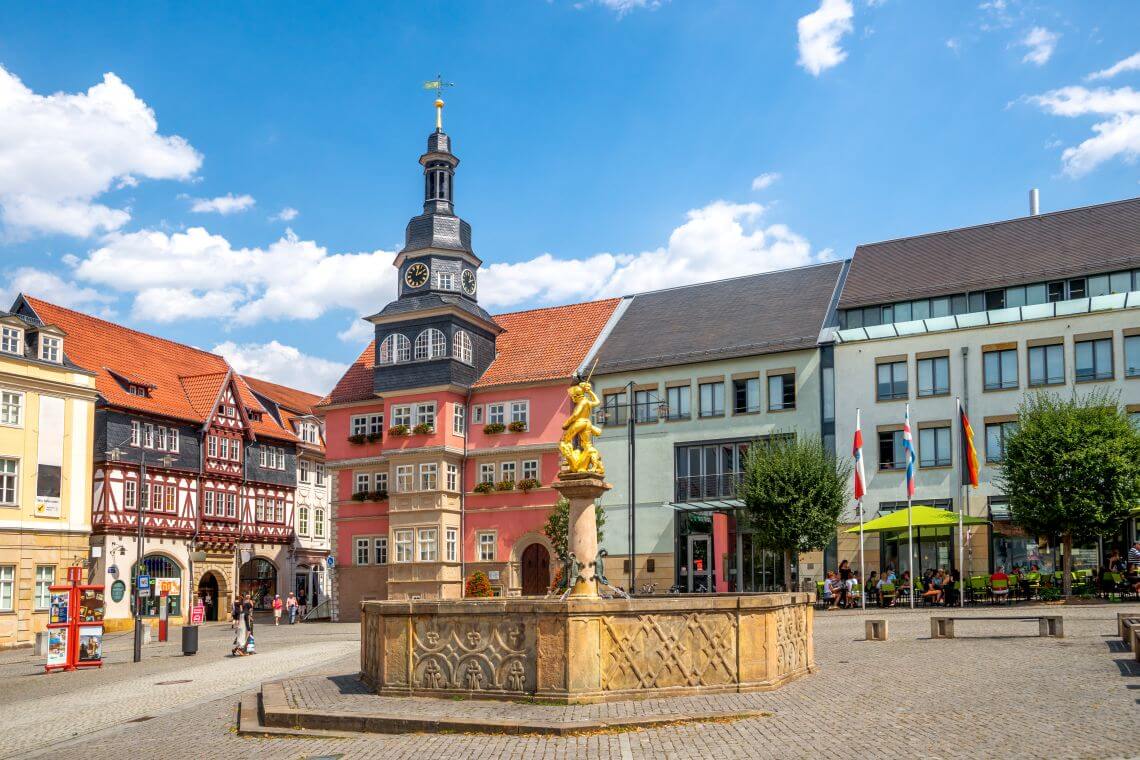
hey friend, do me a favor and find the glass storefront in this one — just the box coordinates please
[675,512,716,592]
[990,524,1102,574]
[130,555,182,617]
[880,526,955,578]
[239,558,277,609]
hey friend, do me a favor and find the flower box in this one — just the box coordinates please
[388,424,410,437]
[347,433,367,445]
[368,490,389,501]
[507,421,528,433]
[483,422,506,435]
[473,481,495,494]
[495,480,515,492]
[517,477,540,493]
[351,491,369,501]
[412,423,434,435]
[366,432,383,443]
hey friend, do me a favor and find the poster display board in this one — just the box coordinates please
[190,603,205,625]
[44,571,104,672]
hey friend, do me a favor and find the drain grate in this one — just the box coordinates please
[155,679,193,685]
[127,716,155,723]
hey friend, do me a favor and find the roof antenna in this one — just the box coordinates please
[1029,188,1040,216]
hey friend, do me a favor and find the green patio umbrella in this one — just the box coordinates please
[845,505,989,533]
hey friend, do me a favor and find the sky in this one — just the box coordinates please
[1,0,1139,395]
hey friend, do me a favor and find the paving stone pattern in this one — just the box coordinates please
[7,605,1140,759]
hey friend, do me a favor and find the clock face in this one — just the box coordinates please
[461,269,477,295]
[405,262,429,288]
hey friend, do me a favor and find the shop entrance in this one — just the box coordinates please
[197,573,220,621]
[520,543,550,596]
[687,534,711,592]
[239,558,277,609]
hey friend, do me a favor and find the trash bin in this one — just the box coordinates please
[181,624,198,656]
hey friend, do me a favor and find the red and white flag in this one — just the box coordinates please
[853,409,866,501]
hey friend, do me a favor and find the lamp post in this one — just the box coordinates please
[108,447,175,663]
[607,382,669,595]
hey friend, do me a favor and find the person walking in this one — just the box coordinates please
[231,596,242,631]
[272,594,283,626]
[298,588,307,620]
[286,592,298,625]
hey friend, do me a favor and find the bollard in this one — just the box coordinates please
[865,619,888,641]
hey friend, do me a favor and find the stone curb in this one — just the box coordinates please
[244,681,770,737]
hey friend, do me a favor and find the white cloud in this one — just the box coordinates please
[1018,27,1058,66]
[71,226,398,325]
[188,193,255,215]
[337,318,374,344]
[1029,85,1140,176]
[0,267,116,315]
[750,172,782,191]
[478,200,830,309]
[271,207,299,222]
[0,65,201,238]
[946,38,961,54]
[1086,51,1140,82]
[211,340,347,396]
[797,0,855,77]
[580,0,662,17]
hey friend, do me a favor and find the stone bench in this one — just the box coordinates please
[1117,612,1140,638]
[865,619,888,641]
[1120,617,1140,650]
[930,615,1063,639]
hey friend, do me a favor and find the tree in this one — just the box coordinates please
[542,496,605,561]
[740,435,852,592]
[465,570,493,598]
[997,390,1140,598]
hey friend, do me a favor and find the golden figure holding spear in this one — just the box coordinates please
[559,380,605,476]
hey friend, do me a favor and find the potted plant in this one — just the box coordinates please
[366,431,383,443]
[388,424,410,437]
[495,479,515,492]
[347,433,366,445]
[351,491,369,501]
[507,420,527,433]
[412,422,434,435]
[465,571,493,598]
[517,477,540,493]
[483,422,506,435]
[473,481,495,494]
[368,489,388,501]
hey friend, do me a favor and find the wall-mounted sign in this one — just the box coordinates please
[137,574,150,592]
[110,580,126,603]
[34,496,61,518]
[488,571,500,581]
[326,556,335,569]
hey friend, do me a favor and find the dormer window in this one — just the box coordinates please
[248,409,263,422]
[0,326,22,355]
[127,384,149,397]
[39,336,62,363]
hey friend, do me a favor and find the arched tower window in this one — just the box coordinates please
[414,328,447,360]
[380,333,411,364]
[453,330,473,365]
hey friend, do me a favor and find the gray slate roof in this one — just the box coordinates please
[593,262,844,374]
[840,196,1140,310]
[368,293,496,325]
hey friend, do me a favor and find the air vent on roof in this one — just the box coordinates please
[1029,188,1040,216]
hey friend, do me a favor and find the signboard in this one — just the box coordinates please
[488,570,500,581]
[156,578,180,596]
[46,628,68,668]
[77,626,102,663]
[110,580,126,603]
[137,574,150,592]
[190,604,205,625]
[49,589,69,625]
[326,555,335,569]
[34,496,61,518]
[78,588,105,622]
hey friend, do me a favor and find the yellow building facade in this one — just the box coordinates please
[0,313,97,649]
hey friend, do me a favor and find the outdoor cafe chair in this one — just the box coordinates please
[967,576,988,605]
[879,583,896,607]
[990,577,1012,605]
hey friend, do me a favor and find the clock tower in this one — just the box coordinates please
[366,93,500,395]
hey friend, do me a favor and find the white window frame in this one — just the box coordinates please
[350,415,368,436]
[34,565,55,610]
[202,489,213,516]
[355,472,370,494]
[478,463,495,485]
[453,403,466,436]
[124,479,138,510]
[522,459,539,481]
[39,335,62,363]
[0,326,22,355]
[355,537,371,565]
[298,505,310,536]
[130,420,141,446]
[510,401,529,429]
[374,471,388,493]
[420,463,438,491]
[416,402,436,429]
[453,330,473,365]
[395,529,413,563]
[471,405,484,424]
[487,403,505,425]
[392,405,412,428]
[446,527,457,562]
[477,532,496,562]
[373,536,387,564]
[0,458,18,506]
[500,461,516,483]
[144,423,154,449]
[418,527,438,562]
[300,458,311,483]
[414,328,448,360]
[0,566,13,612]
[395,464,414,493]
[0,390,23,427]
[314,508,325,538]
[168,427,179,453]
[446,463,459,492]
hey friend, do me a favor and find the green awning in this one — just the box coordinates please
[845,505,989,533]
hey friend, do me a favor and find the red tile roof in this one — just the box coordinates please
[318,298,620,406]
[21,295,297,443]
[242,375,323,415]
[474,298,621,388]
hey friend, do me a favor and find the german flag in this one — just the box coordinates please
[959,401,980,487]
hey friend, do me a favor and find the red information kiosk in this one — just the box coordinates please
[45,566,105,672]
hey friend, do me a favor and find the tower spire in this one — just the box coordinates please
[423,74,454,133]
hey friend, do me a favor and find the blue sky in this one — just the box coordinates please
[1,0,1138,393]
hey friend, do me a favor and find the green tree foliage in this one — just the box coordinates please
[542,496,605,561]
[997,390,1140,597]
[740,435,852,591]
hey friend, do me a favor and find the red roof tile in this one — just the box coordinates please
[242,375,323,415]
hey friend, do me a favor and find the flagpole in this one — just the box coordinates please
[906,403,914,610]
[957,397,965,609]
[856,408,865,611]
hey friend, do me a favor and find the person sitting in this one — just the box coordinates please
[867,571,880,605]
[921,571,942,606]
[846,570,861,608]
[990,565,1010,603]
[822,571,836,608]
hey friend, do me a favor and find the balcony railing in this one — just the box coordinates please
[674,473,744,503]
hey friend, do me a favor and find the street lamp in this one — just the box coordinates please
[604,382,669,595]
[108,447,175,663]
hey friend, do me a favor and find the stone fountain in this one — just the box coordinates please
[359,381,815,704]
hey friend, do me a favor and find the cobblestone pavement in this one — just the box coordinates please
[8,604,1140,759]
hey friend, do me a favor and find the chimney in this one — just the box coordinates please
[1029,188,1040,216]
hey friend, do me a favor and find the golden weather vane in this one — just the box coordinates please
[423,73,455,130]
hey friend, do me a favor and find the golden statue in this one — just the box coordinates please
[559,381,604,475]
